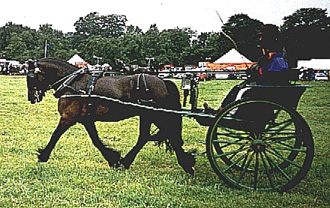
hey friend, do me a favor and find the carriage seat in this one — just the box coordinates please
[217,84,310,133]
[240,84,309,110]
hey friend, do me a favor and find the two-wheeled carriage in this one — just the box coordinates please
[178,71,314,192]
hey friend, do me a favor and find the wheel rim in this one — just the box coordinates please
[207,100,314,191]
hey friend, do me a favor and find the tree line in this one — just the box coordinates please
[0,8,329,68]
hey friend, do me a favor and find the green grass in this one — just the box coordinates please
[0,75,329,207]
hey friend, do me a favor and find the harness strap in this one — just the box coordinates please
[53,69,85,98]
[50,68,85,90]
[86,71,104,95]
[84,71,103,116]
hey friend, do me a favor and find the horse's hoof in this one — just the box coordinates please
[108,160,120,167]
[184,166,195,175]
[105,150,121,167]
[115,163,127,170]
[179,153,196,175]
[112,160,127,170]
[190,166,195,175]
[37,155,49,162]
[37,149,49,162]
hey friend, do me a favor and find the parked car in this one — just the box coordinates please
[315,73,328,81]
[215,73,228,80]
[173,73,184,79]
[227,73,238,80]
[158,70,172,79]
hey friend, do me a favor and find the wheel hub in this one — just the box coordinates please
[251,139,266,153]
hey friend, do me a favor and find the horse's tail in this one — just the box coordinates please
[164,80,181,110]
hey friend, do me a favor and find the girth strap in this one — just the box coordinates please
[86,71,104,95]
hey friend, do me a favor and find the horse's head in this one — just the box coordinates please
[26,58,81,104]
[26,60,47,104]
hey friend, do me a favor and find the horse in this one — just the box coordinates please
[26,58,195,174]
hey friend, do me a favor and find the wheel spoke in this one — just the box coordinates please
[223,152,248,173]
[240,150,250,169]
[265,131,296,136]
[214,147,248,159]
[212,139,247,146]
[260,152,275,189]
[264,151,291,182]
[266,117,293,132]
[238,152,255,183]
[228,145,246,160]
[221,116,255,134]
[269,135,298,142]
[266,148,302,169]
[254,153,259,190]
[272,145,306,153]
[216,133,250,140]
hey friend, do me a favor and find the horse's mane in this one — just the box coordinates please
[38,58,80,76]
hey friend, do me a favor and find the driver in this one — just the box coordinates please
[204,24,289,114]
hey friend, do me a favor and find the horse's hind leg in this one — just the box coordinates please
[159,114,196,175]
[82,120,121,167]
[38,118,74,162]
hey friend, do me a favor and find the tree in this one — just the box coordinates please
[158,28,192,66]
[77,35,123,66]
[74,12,127,38]
[222,14,263,61]
[0,22,38,59]
[121,32,144,66]
[126,25,143,35]
[191,32,230,64]
[4,33,27,61]
[281,8,330,63]
[142,24,161,66]
[37,24,75,60]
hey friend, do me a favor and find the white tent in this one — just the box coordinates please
[214,49,252,64]
[297,59,330,70]
[67,54,87,66]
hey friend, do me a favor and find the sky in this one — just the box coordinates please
[1,0,329,33]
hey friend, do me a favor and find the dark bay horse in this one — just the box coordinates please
[26,58,195,174]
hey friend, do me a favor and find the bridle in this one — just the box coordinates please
[28,60,89,103]
[27,61,44,103]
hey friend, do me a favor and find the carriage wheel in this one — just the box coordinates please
[206,99,314,192]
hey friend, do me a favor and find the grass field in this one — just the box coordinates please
[0,75,329,207]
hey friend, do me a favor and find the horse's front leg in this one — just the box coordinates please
[82,120,121,167]
[119,116,151,169]
[38,118,74,162]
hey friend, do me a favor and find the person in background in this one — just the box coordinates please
[204,24,289,114]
